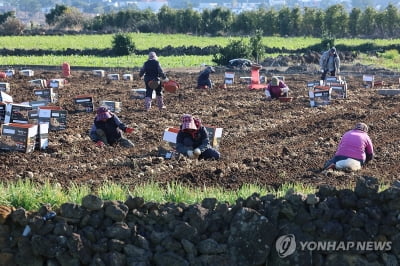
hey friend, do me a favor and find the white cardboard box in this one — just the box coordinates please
[0,123,38,153]
[123,74,133,80]
[5,69,14,77]
[20,69,34,77]
[0,91,13,103]
[74,95,94,112]
[99,100,121,113]
[49,79,65,88]
[28,79,46,88]
[93,70,105,77]
[0,82,10,93]
[38,106,67,131]
[107,74,120,80]
[33,88,57,103]
[4,103,32,124]
[224,72,235,85]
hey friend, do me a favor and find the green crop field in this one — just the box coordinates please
[0,54,216,68]
[1,34,400,69]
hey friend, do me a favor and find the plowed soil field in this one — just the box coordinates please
[1,63,400,192]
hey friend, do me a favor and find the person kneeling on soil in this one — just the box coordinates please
[176,114,220,160]
[197,66,215,89]
[90,106,135,148]
[265,76,289,100]
[322,122,374,171]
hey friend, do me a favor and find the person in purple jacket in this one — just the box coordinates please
[322,122,374,171]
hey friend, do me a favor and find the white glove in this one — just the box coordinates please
[194,148,201,157]
[282,87,289,94]
[163,77,169,82]
[187,150,195,159]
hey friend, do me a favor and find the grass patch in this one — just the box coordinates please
[0,179,318,211]
[356,52,400,72]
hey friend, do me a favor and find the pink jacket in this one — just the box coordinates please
[335,129,374,161]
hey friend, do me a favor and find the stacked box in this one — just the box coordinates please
[28,79,46,88]
[107,74,120,80]
[4,103,32,124]
[99,100,121,113]
[33,88,57,103]
[38,106,67,131]
[0,91,12,103]
[74,95,94,112]
[0,82,10,93]
[20,69,34,77]
[325,76,348,99]
[309,86,331,107]
[0,123,37,153]
[93,70,105,77]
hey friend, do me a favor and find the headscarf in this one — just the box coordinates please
[96,106,112,121]
[354,122,368,133]
[271,76,279,86]
[181,114,197,130]
[148,51,158,60]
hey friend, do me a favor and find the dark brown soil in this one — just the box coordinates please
[1,64,400,192]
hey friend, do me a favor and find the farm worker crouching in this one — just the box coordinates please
[197,66,215,89]
[322,122,374,171]
[90,106,135,148]
[139,51,168,111]
[176,114,220,160]
[265,76,289,100]
[319,47,340,81]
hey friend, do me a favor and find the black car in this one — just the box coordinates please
[227,58,254,69]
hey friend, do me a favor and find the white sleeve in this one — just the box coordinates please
[282,86,289,93]
[265,90,271,97]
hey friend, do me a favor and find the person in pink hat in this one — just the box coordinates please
[89,106,135,147]
[176,114,220,160]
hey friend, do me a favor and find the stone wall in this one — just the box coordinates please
[0,176,399,265]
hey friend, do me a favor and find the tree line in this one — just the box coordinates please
[0,4,400,38]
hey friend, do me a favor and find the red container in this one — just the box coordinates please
[62,62,71,77]
[163,80,180,93]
